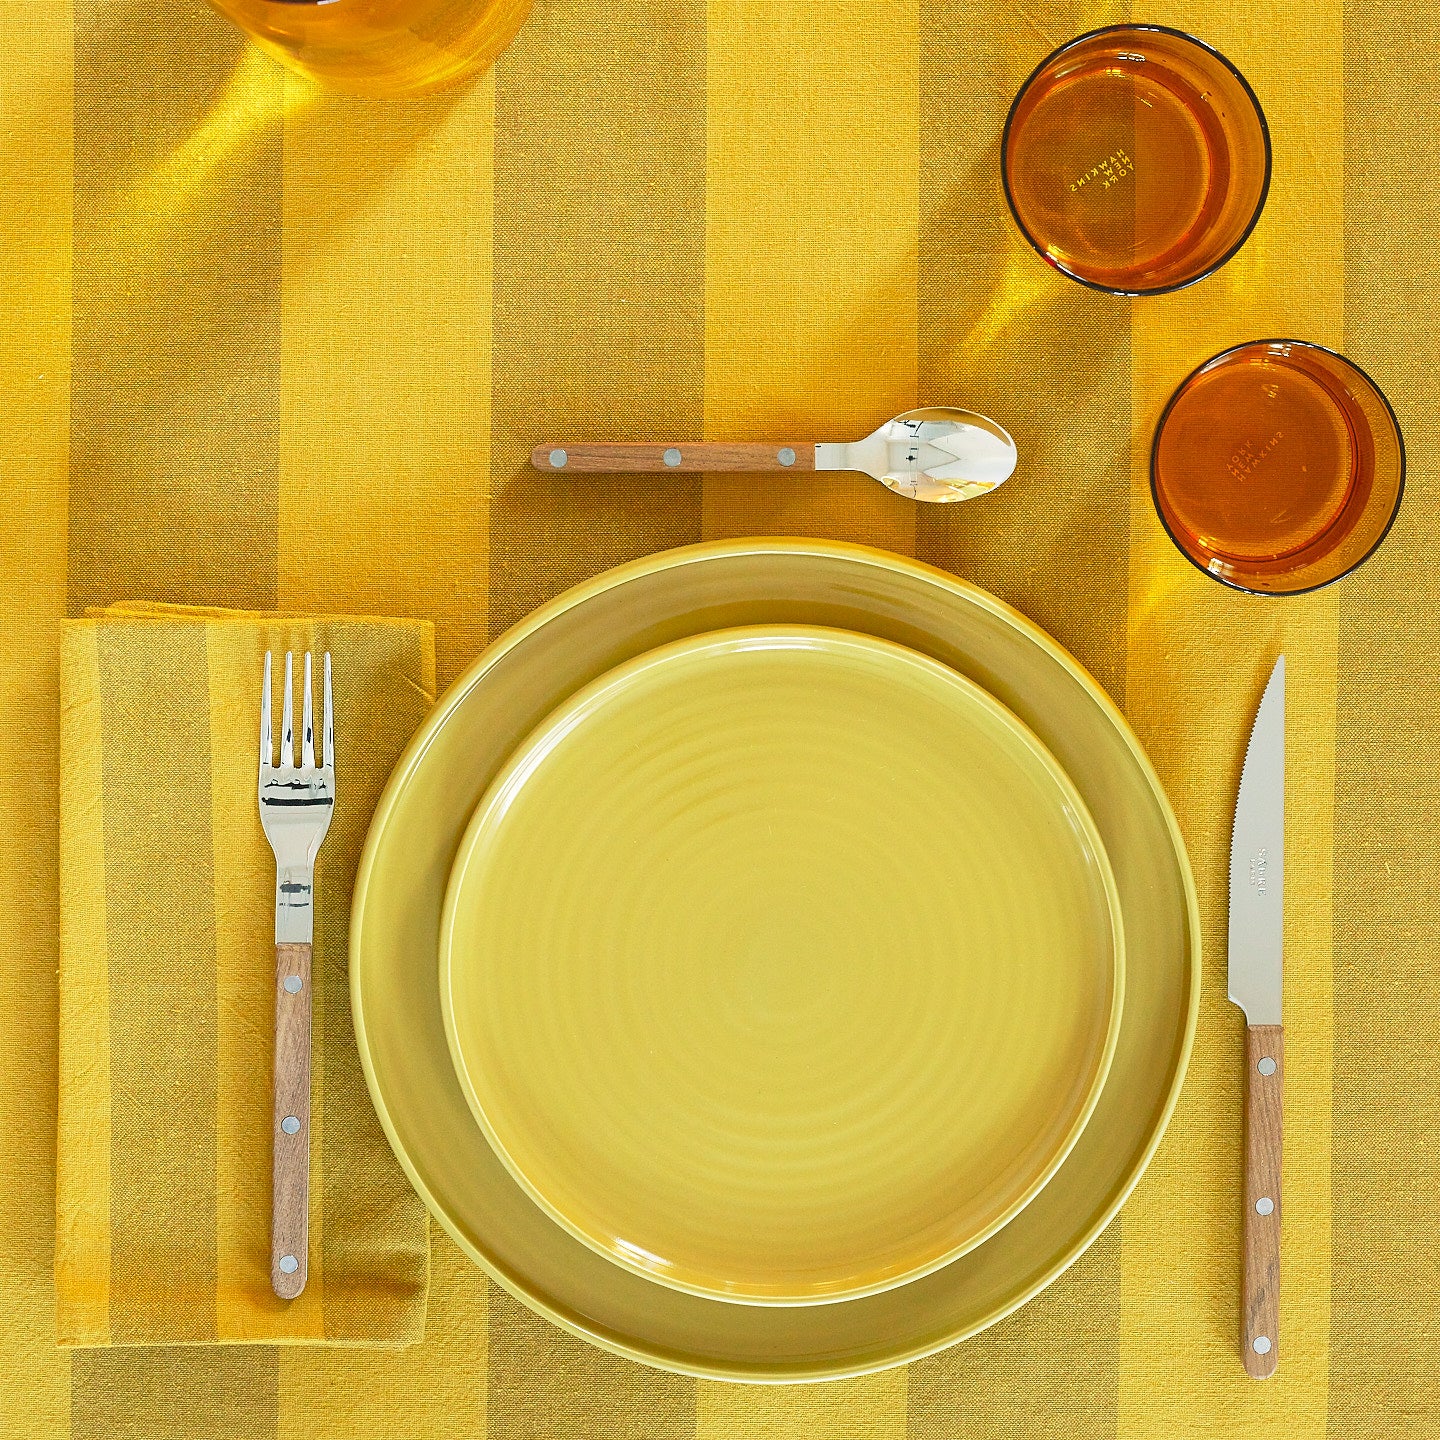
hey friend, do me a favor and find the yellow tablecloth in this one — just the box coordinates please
[2,0,1434,1432]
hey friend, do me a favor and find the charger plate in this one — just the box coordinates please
[352,538,1200,1381]
[439,625,1124,1307]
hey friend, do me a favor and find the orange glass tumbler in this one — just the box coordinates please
[205,0,533,97]
[1151,341,1405,594]
[1003,25,1270,295]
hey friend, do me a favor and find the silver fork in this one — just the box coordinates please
[259,650,335,1300]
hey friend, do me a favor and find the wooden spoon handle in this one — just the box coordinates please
[1242,1023,1282,1376]
[272,941,312,1299]
[531,441,816,473]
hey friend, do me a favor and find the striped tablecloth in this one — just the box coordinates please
[3,0,1435,1432]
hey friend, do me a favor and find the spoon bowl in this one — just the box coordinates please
[823,407,1018,503]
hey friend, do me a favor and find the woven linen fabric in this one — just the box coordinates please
[55,606,434,1348]
[1,0,1437,1428]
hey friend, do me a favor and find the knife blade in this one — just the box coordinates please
[1229,653,1284,1378]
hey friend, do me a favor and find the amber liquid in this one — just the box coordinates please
[1004,28,1268,292]
[1153,343,1402,594]
[207,0,532,97]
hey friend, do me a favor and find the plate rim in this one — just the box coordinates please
[437,621,1127,1308]
[351,537,1201,1382]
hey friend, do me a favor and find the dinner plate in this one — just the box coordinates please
[440,625,1125,1307]
[351,539,1200,1381]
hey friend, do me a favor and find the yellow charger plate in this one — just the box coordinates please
[440,626,1124,1307]
[351,539,1200,1380]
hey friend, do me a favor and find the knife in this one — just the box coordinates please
[1229,653,1285,1378]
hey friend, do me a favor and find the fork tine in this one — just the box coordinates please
[260,651,273,770]
[282,651,295,767]
[322,652,334,770]
[301,652,316,768]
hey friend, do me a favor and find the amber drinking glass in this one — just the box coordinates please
[1151,341,1405,595]
[1002,25,1270,295]
[206,0,533,98]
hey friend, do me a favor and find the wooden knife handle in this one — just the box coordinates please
[1242,1023,1282,1377]
[530,441,816,473]
[272,941,312,1300]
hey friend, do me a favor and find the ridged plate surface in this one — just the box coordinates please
[350,539,1200,1380]
[441,626,1123,1306]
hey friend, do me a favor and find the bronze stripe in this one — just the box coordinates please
[71,1348,279,1440]
[486,1288,695,1439]
[909,5,1127,1435]
[909,1232,1121,1438]
[484,0,707,641]
[483,0,705,1417]
[1329,5,1439,1429]
[915,11,1131,706]
[67,0,283,615]
[95,623,219,1343]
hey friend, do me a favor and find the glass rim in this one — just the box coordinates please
[1148,338,1407,597]
[1000,23,1274,298]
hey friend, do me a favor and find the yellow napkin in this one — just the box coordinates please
[56,605,435,1347]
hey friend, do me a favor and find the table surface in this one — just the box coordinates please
[3,0,1436,1435]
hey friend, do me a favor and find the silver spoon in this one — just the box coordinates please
[531,407,1017,503]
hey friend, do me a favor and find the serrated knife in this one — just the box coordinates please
[1229,653,1285,1378]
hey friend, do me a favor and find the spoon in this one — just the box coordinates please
[530,407,1017,503]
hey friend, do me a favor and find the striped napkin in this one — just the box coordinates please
[56,605,434,1347]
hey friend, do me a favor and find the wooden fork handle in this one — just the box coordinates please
[531,441,816,473]
[1242,1024,1282,1376]
[272,941,312,1299]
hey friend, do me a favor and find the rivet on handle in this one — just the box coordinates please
[283,974,302,994]
[777,447,796,466]
[279,1255,299,1275]
[281,1115,301,1135]
[549,449,567,468]
[1255,1196,1275,1215]
[1258,1056,1277,1075]
[663,448,683,466]
[1253,1336,1272,1355]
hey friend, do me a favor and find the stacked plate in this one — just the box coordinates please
[351,538,1200,1381]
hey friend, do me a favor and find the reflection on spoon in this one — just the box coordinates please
[822,408,1018,503]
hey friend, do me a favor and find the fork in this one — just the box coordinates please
[259,650,335,1300]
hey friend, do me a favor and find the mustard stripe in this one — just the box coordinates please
[1329,3,1440,1426]
[486,1289,694,1439]
[56,626,113,1348]
[276,74,495,688]
[273,72,489,1335]
[700,1368,908,1440]
[910,5,1130,1430]
[66,6,285,615]
[1117,0,1342,1428]
[309,621,431,1343]
[907,1232,1121,1438]
[95,623,219,1342]
[71,1349,279,1440]
[0,4,73,1415]
[483,0,705,1419]
[917,7,1133,705]
[485,0,707,643]
[699,0,918,1418]
[701,0,920,555]
[279,1241,486,1440]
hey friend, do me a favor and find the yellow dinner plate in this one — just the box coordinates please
[440,626,1124,1306]
[351,539,1200,1380]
